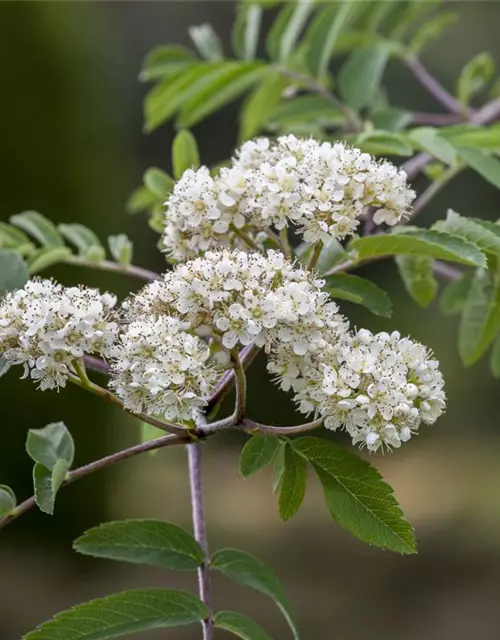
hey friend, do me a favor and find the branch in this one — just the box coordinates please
[207,344,259,412]
[410,111,464,126]
[404,55,466,116]
[231,348,247,424]
[242,417,324,435]
[0,432,188,531]
[64,255,159,282]
[187,442,213,639]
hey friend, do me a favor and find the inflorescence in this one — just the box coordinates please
[162,135,415,261]
[0,136,444,450]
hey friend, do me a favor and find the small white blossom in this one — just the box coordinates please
[109,315,219,423]
[123,249,347,356]
[0,279,118,390]
[268,328,446,452]
[233,135,415,243]
[162,166,262,261]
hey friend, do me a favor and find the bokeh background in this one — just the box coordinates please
[2,2,500,639]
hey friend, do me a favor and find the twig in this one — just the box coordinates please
[84,355,110,376]
[404,56,466,116]
[64,255,158,282]
[410,111,464,126]
[434,261,462,281]
[231,348,247,424]
[307,241,323,271]
[0,432,187,531]
[411,165,463,218]
[187,443,213,640]
[242,417,324,435]
[207,344,259,412]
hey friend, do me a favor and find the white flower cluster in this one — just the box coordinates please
[109,315,219,422]
[162,166,262,261]
[162,135,415,261]
[234,135,415,243]
[0,279,117,390]
[123,249,347,356]
[268,328,446,452]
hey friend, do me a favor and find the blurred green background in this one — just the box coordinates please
[2,2,500,639]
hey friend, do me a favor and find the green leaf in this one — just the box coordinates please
[212,548,299,640]
[0,222,33,250]
[27,247,72,274]
[26,422,75,470]
[108,234,133,265]
[278,0,314,62]
[10,211,64,248]
[396,255,438,308]
[408,12,458,55]
[454,145,500,190]
[143,168,175,199]
[457,52,494,107]
[126,186,160,215]
[356,131,413,157]
[266,3,295,61]
[22,589,209,640]
[459,268,500,366]
[350,230,486,268]
[172,130,201,180]
[176,62,267,129]
[0,484,16,517]
[233,3,262,61]
[33,459,69,515]
[240,435,281,478]
[144,63,214,132]
[188,23,224,61]
[434,210,500,256]
[339,43,390,112]
[325,273,392,317]
[371,107,412,132]
[440,124,500,152]
[490,334,500,378]
[439,272,472,316]
[279,444,307,522]
[305,2,359,78]
[214,611,272,640]
[239,70,288,141]
[0,356,12,378]
[407,128,457,165]
[0,250,29,297]
[140,46,196,82]
[74,519,204,570]
[297,238,349,275]
[292,437,416,554]
[58,223,105,261]
[269,95,345,130]
[272,440,286,494]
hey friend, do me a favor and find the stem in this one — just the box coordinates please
[279,228,293,260]
[69,373,188,437]
[307,240,323,271]
[231,348,247,424]
[410,111,465,126]
[434,261,462,281]
[231,226,261,252]
[0,432,187,531]
[242,417,324,435]
[411,165,464,218]
[404,55,466,116]
[207,344,259,412]
[187,443,213,640]
[278,67,362,130]
[84,355,110,376]
[64,255,158,282]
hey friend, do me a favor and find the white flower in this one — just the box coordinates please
[0,279,118,390]
[162,166,263,261]
[123,249,347,356]
[268,328,446,452]
[108,315,219,423]
[233,135,415,243]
